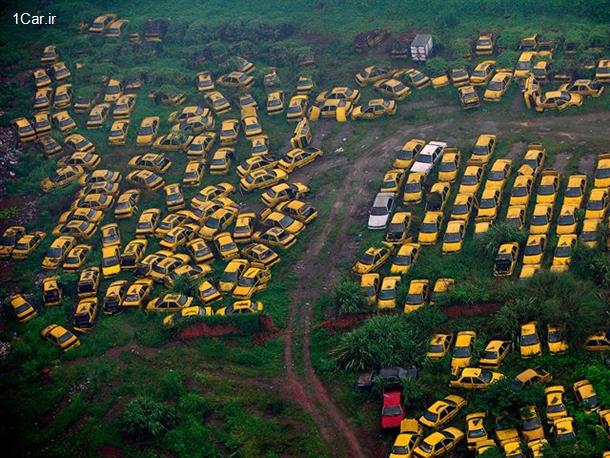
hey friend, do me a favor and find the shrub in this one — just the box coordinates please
[478,222,527,258]
[332,278,368,315]
[160,370,185,401]
[121,396,176,439]
[332,307,446,371]
[425,57,448,76]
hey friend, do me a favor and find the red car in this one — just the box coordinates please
[381,388,404,428]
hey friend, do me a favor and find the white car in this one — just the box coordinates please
[368,192,396,230]
[410,141,447,175]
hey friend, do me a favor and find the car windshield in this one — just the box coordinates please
[360,253,375,265]
[444,232,462,243]
[378,289,395,300]
[582,395,599,408]
[538,185,555,195]
[419,441,433,453]
[124,293,140,302]
[206,218,220,229]
[391,445,410,454]
[387,223,404,233]
[439,162,455,172]
[515,61,530,70]
[405,183,421,192]
[479,369,492,383]
[512,186,528,197]
[522,333,539,345]
[482,350,498,360]
[531,215,548,225]
[382,406,402,417]
[453,346,471,357]
[558,215,575,225]
[588,199,604,210]
[46,247,63,258]
[102,255,119,267]
[423,411,438,423]
[547,403,565,413]
[480,198,496,209]
[582,231,596,241]
[488,171,505,180]
[565,186,582,196]
[278,215,295,227]
[524,244,542,255]
[405,294,422,305]
[429,344,444,353]
[370,206,388,216]
[523,416,541,430]
[78,282,94,293]
[488,81,503,90]
[468,428,486,438]
[557,431,576,442]
[462,175,478,185]
[15,303,31,314]
[393,255,411,266]
[415,154,433,164]
[452,204,468,215]
[421,223,437,233]
[398,150,414,160]
[555,246,572,257]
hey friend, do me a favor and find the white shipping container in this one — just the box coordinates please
[410,34,433,61]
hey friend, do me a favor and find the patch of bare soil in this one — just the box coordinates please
[98,445,125,458]
[507,141,527,161]
[319,314,367,331]
[552,152,571,173]
[579,153,596,175]
[178,323,240,339]
[443,302,504,318]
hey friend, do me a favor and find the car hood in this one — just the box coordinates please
[410,162,432,173]
[368,214,389,227]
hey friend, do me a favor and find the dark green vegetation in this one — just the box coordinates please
[1,0,610,457]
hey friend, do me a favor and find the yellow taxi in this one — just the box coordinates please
[483,71,512,102]
[393,139,425,169]
[6,294,38,323]
[41,324,80,351]
[418,211,443,245]
[442,220,466,254]
[470,60,495,85]
[550,234,577,272]
[377,276,401,310]
[427,333,454,360]
[438,149,461,182]
[520,322,542,358]
[390,243,419,275]
[403,279,429,313]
